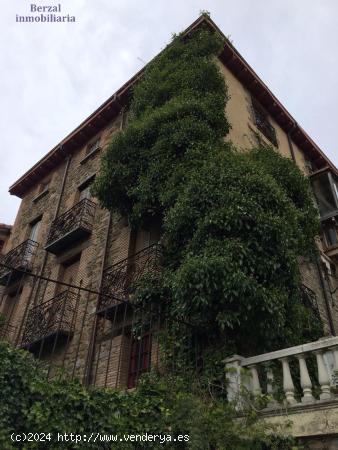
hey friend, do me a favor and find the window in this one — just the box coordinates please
[56,254,81,294]
[127,333,152,388]
[311,170,338,220]
[79,184,91,201]
[38,177,51,194]
[78,175,95,202]
[323,220,338,248]
[86,137,101,156]
[252,98,278,147]
[33,177,51,202]
[29,217,42,242]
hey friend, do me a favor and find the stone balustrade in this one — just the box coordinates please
[225,336,338,408]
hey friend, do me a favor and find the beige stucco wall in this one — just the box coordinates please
[216,58,307,173]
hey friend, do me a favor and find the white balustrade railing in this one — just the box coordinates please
[224,336,338,408]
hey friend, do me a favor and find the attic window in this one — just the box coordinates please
[80,138,101,164]
[86,138,101,156]
[252,98,278,147]
[38,177,51,193]
[32,177,51,202]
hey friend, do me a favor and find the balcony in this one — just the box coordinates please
[97,243,162,319]
[21,290,77,353]
[310,168,338,222]
[300,283,320,320]
[0,239,38,286]
[225,336,338,440]
[252,100,278,147]
[321,220,338,261]
[45,199,96,254]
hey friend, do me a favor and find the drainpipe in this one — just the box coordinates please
[84,107,125,386]
[53,152,72,220]
[84,211,112,386]
[16,150,71,344]
[286,122,297,163]
[316,258,336,336]
[33,151,71,305]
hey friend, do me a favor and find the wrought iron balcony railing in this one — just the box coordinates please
[253,107,278,147]
[97,243,162,319]
[45,199,96,254]
[21,290,77,353]
[300,283,320,320]
[0,239,38,286]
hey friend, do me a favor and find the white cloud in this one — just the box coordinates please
[0,0,337,223]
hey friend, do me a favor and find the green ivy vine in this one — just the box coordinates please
[94,25,322,382]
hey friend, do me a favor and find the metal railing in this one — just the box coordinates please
[45,198,96,249]
[253,106,278,147]
[0,239,38,282]
[98,244,162,313]
[300,283,320,320]
[21,290,77,349]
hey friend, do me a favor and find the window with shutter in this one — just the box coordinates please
[29,217,41,242]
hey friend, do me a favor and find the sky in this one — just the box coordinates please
[0,0,337,224]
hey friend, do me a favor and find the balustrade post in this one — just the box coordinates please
[330,346,338,389]
[266,367,279,407]
[296,353,314,403]
[330,346,338,371]
[314,350,332,400]
[247,364,261,395]
[224,355,244,405]
[280,357,297,405]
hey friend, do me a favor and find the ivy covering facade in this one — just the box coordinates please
[94,26,322,369]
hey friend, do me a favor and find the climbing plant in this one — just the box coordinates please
[94,24,322,375]
[0,342,296,449]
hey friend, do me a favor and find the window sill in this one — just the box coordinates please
[80,146,101,165]
[32,189,49,203]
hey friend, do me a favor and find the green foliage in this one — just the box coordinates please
[93,27,230,227]
[0,342,297,449]
[94,26,322,369]
[162,146,321,353]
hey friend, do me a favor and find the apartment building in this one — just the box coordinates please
[1,15,338,391]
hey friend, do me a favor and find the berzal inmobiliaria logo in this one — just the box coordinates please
[16,3,76,23]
